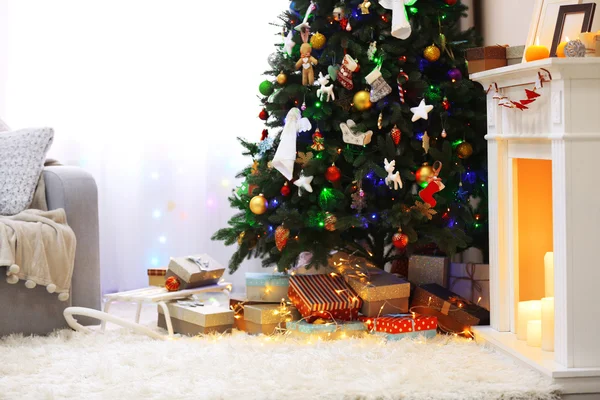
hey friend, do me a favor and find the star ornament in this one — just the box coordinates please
[294,175,314,195]
[282,31,295,57]
[410,99,434,122]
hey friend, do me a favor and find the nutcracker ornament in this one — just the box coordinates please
[337,54,359,90]
[296,43,318,86]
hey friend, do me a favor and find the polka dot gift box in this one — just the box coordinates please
[288,274,362,322]
[358,314,438,341]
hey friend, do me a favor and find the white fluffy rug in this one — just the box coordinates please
[0,327,559,400]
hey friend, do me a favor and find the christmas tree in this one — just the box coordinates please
[213,0,488,272]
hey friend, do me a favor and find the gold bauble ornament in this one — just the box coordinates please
[324,213,337,231]
[353,90,372,111]
[249,193,268,215]
[423,44,441,62]
[416,162,435,186]
[276,72,287,85]
[310,32,327,50]
[456,142,473,159]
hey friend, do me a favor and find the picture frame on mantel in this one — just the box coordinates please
[549,3,596,56]
[524,0,583,62]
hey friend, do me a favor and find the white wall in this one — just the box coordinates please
[481,0,536,46]
[0,0,285,293]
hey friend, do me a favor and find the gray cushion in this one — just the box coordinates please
[0,128,54,215]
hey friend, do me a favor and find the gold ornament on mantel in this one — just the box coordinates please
[276,72,288,85]
[249,193,268,215]
[353,90,372,111]
[423,44,441,62]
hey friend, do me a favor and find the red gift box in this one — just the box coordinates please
[358,314,437,334]
[288,274,362,321]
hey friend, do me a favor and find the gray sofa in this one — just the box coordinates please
[0,166,101,336]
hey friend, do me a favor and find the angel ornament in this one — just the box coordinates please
[272,108,312,180]
[384,158,403,190]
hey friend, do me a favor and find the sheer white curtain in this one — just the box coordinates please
[0,0,284,292]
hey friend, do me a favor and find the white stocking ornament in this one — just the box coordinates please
[272,108,312,180]
[379,0,418,40]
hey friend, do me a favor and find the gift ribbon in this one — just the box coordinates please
[425,160,445,190]
[449,263,489,304]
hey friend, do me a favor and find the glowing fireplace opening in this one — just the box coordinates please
[512,158,553,303]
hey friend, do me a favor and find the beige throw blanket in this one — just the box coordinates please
[0,209,76,299]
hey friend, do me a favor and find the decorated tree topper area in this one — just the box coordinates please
[213,0,488,273]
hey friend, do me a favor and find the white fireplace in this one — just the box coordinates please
[471,58,600,396]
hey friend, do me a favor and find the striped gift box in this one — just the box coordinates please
[288,274,362,321]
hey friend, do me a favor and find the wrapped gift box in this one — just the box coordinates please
[244,303,300,335]
[448,262,490,310]
[286,320,367,339]
[408,255,449,287]
[506,45,525,66]
[358,314,437,340]
[411,284,490,333]
[229,294,266,331]
[330,252,410,316]
[466,46,507,74]
[157,302,234,335]
[166,254,225,290]
[147,268,167,287]
[288,274,362,321]
[246,273,290,302]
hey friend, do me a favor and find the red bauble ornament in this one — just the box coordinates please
[325,165,342,183]
[392,232,409,249]
[390,125,401,146]
[280,183,291,197]
[261,129,268,141]
[165,276,181,292]
[445,0,457,5]
[259,109,268,120]
[442,97,451,111]
[275,225,290,251]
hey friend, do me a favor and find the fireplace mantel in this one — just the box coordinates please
[471,58,600,396]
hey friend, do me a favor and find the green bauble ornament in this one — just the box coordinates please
[259,80,274,96]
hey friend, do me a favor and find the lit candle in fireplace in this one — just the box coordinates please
[527,320,542,347]
[541,297,554,352]
[517,300,542,340]
[544,252,554,297]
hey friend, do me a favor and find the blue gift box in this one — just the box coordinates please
[245,272,290,302]
[286,320,367,339]
[374,329,437,341]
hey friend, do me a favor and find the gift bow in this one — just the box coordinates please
[379,0,418,40]
[449,263,489,304]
